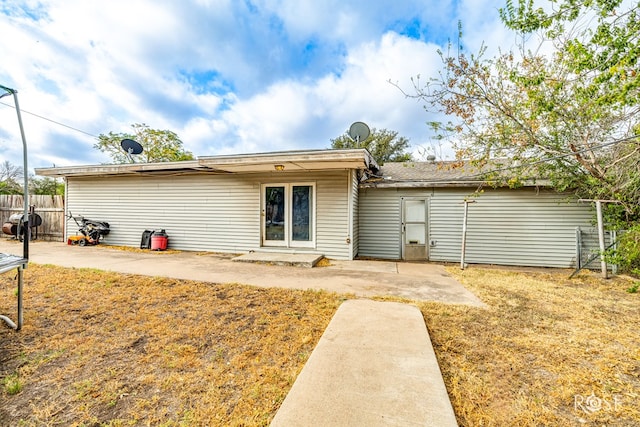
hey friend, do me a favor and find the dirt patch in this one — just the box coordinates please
[0,264,345,426]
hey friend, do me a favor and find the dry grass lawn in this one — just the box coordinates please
[0,264,345,426]
[421,267,640,426]
[1,260,639,426]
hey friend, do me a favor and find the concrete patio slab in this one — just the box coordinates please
[0,240,485,306]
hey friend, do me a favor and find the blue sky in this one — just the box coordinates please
[0,0,512,171]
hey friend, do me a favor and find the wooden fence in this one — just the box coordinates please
[0,195,65,241]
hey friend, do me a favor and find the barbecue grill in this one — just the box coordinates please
[2,206,43,240]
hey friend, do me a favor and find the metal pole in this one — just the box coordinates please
[0,85,29,257]
[12,90,30,260]
[575,227,582,270]
[611,230,618,275]
[461,200,470,270]
[16,266,23,330]
[595,200,608,279]
[1,84,29,331]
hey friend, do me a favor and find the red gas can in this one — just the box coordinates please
[150,230,168,251]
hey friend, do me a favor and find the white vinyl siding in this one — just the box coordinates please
[65,170,354,259]
[315,172,352,259]
[358,188,403,259]
[429,188,593,268]
[66,174,259,253]
[358,187,595,268]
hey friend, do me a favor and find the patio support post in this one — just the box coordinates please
[460,199,474,270]
[595,200,607,279]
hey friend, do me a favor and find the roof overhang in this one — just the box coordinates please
[35,161,208,178]
[36,149,379,178]
[198,149,378,173]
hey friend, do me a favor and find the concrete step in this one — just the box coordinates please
[232,252,324,268]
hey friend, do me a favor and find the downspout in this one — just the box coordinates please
[347,169,354,260]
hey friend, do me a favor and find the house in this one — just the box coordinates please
[36,150,597,268]
[36,149,377,261]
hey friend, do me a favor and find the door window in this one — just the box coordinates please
[265,186,285,241]
[292,185,312,242]
[404,200,426,244]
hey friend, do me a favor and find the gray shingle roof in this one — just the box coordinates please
[362,160,543,188]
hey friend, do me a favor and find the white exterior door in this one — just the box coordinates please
[402,198,428,260]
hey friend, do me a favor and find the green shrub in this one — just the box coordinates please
[605,224,640,278]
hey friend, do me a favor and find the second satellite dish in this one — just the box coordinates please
[348,122,370,143]
[120,139,144,163]
[121,139,143,155]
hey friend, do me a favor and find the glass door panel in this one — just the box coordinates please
[405,223,426,244]
[265,186,286,244]
[292,185,312,242]
[405,199,425,222]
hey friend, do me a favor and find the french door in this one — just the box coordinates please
[262,183,315,248]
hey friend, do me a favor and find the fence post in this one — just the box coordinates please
[611,230,618,275]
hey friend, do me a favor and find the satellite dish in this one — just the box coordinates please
[348,121,370,143]
[120,139,143,155]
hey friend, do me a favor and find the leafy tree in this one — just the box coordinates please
[500,0,640,110]
[0,160,23,194]
[401,1,640,224]
[330,128,412,164]
[95,123,194,164]
[30,176,64,195]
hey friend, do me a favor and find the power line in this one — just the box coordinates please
[0,100,99,139]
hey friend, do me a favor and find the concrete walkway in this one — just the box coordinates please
[271,299,459,426]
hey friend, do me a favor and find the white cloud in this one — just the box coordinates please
[0,0,512,170]
[182,32,443,156]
